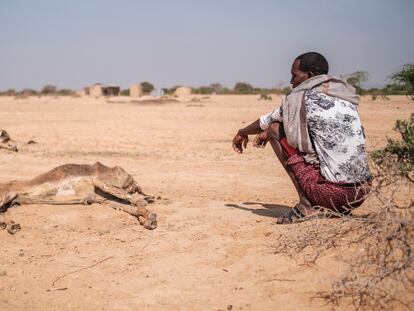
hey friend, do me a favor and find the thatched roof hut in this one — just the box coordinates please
[174,86,192,97]
[130,84,143,97]
[88,84,120,97]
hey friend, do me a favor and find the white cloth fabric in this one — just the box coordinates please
[260,106,283,130]
[260,90,371,183]
[270,75,359,160]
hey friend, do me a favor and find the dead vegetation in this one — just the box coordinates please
[269,116,414,310]
[270,165,413,310]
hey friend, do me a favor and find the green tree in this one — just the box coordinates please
[372,113,414,181]
[121,89,130,96]
[209,83,223,93]
[192,86,213,95]
[57,89,74,96]
[20,89,37,96]
[140,81,154,94]
[345,71,369,95]
[390,64,414,100]
[40,85,57,95]
[5,89,16,96]
[234,82,254,94]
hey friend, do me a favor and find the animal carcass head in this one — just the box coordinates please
[112,166,144,194]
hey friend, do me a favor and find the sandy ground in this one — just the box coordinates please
[0,94,412,310]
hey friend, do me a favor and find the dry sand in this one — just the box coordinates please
[0,94,412,310]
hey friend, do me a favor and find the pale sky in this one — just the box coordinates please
[1,0,413,90]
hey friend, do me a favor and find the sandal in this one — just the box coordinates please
[276,205,306,224]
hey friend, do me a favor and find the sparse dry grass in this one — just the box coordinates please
[270,162,413,310]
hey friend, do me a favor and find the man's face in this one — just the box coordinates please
[290,59,310,88]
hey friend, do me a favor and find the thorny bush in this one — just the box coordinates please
[271,114,414,310]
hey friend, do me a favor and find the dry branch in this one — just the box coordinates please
[272,163,414,310]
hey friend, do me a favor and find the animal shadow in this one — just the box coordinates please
[225,202,290,218]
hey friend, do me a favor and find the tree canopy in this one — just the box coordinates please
[391,64,414,100]
[140,81,155,94]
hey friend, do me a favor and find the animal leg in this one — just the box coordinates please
[93,180,157,230]
[0,192,18,212]
[0,213,20,235]
[0,143,18,152]
[14,194,97,206]
[109,203,157,230]
[0,220,21,234]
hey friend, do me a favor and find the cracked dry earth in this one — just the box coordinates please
[0,95,411,310]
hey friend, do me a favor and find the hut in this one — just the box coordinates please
[174,86,192,97]
[89,83,103,97]
[88,84,120,97]
[129,84,143,97]
[150,89,164,97]
[102,86,120,96]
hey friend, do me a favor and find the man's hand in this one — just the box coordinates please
[232,132,249,153]
[253,130,269,148]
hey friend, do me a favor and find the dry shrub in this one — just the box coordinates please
[271,166,413,310]
[271,116,414,310]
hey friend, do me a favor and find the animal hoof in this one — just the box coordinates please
[6,221,21,234]
[83,193,98,205]
[143,213,157,230]
[144,196,156,204]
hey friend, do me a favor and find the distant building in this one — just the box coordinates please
[88,83,120,97]
[102,86,120,96]
[174,86,192,97]
[150,89,164,97]
[89,83,103,97]
[129,84,143,97]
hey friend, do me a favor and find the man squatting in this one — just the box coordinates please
[232,52,371,224]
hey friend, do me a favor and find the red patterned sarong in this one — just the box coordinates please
[281,138,370,213]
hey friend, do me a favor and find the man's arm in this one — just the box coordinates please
[232,119,263,153]
[232,105,283,153]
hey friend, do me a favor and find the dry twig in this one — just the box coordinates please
[51,256,114,287]
[271,161,413,310]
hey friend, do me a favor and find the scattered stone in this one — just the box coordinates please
[3,221,21,234]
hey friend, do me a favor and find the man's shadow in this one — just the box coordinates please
[225,202,290,218]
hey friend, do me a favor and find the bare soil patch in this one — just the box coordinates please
[0,95,412,310]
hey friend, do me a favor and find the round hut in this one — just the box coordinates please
[89,84,103,97]
[174,86,192,97]
[130,84,143,97]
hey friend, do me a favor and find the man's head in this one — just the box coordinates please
[290,52,329,88]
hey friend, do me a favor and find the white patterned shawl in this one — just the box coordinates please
[282,75,358,163]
